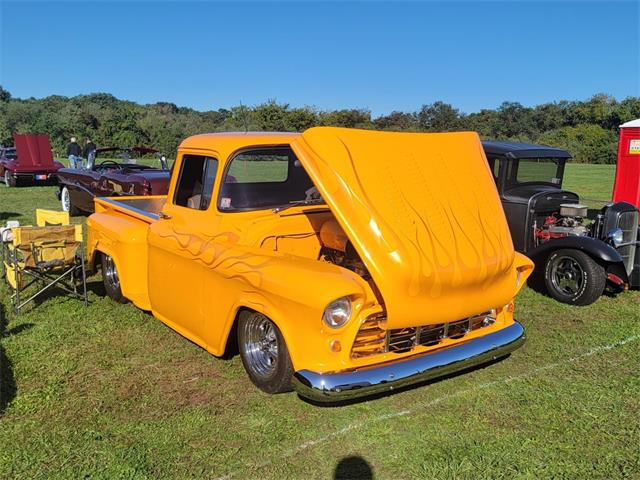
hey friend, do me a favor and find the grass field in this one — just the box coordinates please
[1,164,639,479]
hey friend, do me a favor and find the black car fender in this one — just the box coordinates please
[526,236,629,282]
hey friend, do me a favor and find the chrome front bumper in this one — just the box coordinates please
[293,321,525,403]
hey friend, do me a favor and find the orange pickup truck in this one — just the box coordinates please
[87,127,533,402]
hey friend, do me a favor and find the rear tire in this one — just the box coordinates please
[4,170,16,187]
[544,249,606,306]
[238,311,294,394]
[101,253,127,303]
[60,186,81,216]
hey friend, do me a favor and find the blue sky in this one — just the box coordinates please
[1,1,638,115]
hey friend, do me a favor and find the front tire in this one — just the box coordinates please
[60,186,81,216]
[544,249,606,306]
[101,253,127,303]
[238,311,294,394]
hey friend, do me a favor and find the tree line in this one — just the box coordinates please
[0,86,638,163]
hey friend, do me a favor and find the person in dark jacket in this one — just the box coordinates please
[83,138,97,168]
[66,137,82,169]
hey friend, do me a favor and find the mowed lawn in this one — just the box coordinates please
[1,164,639,479]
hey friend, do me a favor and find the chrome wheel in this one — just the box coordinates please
[103,255,120,291]
[61,187,71,212]
[4,170,10,187]
[242,315,279,378]
[550,255,584,296]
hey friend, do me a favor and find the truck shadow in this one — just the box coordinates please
[299,355,508,408]
[0,302,18,416]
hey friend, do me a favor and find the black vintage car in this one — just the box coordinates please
[483,140,639,305]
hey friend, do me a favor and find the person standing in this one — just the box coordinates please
[66,137,82,169]
[83,138,97,168]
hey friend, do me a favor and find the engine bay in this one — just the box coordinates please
[533,203,591,246]
[318,219,370,279]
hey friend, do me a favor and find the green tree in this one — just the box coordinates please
[539,124,618,164]
[417,101,460,131]
[0,86,11,102]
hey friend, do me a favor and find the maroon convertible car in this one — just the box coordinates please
[56,146,171,215]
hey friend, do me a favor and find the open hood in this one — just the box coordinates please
[13,134,55,170]
[292,127,519,329]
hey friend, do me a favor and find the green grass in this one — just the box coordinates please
[1,164,639,479]
[563,163,616,207]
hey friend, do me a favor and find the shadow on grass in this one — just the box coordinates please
[0,302,17,416]
[299,355,508,408]
[86,279,106,297]
[334,456,373,480]
[0,212,21,221]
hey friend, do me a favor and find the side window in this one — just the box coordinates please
[173,154,218,210]
[488,157,500,180]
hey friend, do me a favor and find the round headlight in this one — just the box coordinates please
[607,228,624,247]
[322,297,352,328]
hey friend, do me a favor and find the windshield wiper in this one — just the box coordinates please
[272,198,326,213]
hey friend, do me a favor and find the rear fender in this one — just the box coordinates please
[87,212,151,309]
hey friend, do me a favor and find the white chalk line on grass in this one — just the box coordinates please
[215,334,640,480]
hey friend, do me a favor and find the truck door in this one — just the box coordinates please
[147,153,219,347]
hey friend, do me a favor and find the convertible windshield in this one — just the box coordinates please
[506,158,563,186]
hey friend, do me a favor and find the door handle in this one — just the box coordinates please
[159,212,172,220]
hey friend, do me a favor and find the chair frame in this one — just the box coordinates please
[5,236,88,314]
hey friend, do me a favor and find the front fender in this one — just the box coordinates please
[201,251,378,372]
[527,236,623,265]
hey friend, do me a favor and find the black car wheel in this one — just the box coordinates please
[60,186,81,216]
[544,249,606,306]
[101,253,127,303]
[238,311,294,394]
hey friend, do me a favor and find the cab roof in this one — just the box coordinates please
[482,140,571,159]
[180,132,301,152]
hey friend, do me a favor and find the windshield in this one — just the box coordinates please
[218,147,321,211]
[3,148,17,159]
[506,158,563,187]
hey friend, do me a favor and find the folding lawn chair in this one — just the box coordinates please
[36,209,70,227]
[3,225,88,314]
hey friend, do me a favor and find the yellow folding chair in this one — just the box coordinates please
[3,225,88,314]
[36,209,70,227]
[36,209,82,241]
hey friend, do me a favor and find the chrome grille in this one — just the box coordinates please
[351,312,496,358]
[617,210,639,275]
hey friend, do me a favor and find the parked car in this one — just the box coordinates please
[55,146,170,215]
[1,134,63,187]
[86,128,533,402]
[483,140,639,306]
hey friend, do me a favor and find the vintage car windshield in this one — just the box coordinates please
[506,158,563,187]
[218,147,321,211]
[3,148,17,159]
[91,148,168,170]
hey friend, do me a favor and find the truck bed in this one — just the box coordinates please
[94,195,166,223]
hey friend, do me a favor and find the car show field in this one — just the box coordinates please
[0,162,638,479]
